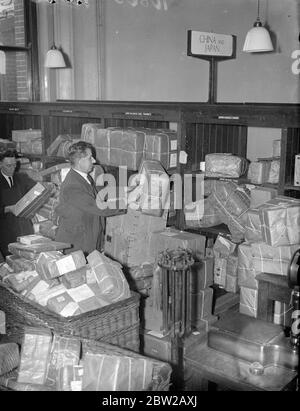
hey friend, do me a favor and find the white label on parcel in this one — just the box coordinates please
[56,255,77,275]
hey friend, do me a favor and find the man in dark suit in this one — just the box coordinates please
[55,141,121,255]
[0,150,35,256]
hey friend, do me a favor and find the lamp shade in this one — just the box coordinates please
[243,21,274,53]
[45,45,66,68]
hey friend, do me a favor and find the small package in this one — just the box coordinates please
[205,153,248,178]
[267,159,280,184]
[5,270,40,293]
[5,255,37,272]
[47,292,81,317]
[14,182,54,219]
[60,265,88,289]
[250,186,278,208]
[48,250,87,278]
[213,235,237,257]
[0,343,20,375]
[247,161,271,185]
[17,234,52,245]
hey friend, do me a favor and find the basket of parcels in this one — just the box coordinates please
[0,247,141,352]
[0,328,172,391]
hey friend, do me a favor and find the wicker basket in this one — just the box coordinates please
[0,283,140,350]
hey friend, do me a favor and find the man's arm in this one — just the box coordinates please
[62,185,124,217]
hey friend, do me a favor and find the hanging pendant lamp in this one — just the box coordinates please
[45,4,66,68]
[243,0,274,53]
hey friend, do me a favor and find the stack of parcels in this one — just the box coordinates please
[247,159,280,185]
[245,196,300,246]
[1,243,131,317]
[46,134,81,158]
[184,180,251,241]
[238,242,293,325]
[213,235,239,294]
[104,207,167,267]
[81,124,178,171]
[128,159,170,217]
[12,129,43,155]
[6,328,169,391]
[0,138,16,153]
[14,182,55,219]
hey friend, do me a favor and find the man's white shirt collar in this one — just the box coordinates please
[1,171,13,187]
[73,168,91,185]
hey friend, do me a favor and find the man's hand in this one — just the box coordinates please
[4,205,16,215]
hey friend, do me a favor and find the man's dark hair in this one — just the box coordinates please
[68,141,95,165]
[0,149,18,162]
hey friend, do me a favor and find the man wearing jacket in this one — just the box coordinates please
[0,150,35,256]
[55,141,119,255]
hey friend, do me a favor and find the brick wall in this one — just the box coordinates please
[0,0,29,101]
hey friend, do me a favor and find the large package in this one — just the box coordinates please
[205,153,248,178]
[82,352,153,391]
[258,197,300,247]
[251,242,299,276]
[184,196,223,228]
[104,208,167,267]
[87,251,131,303]
[142,128,178,169]
[12,129,42,143]
[247,161,271,185]
[239,286,258,318]
[209,180,251,241]
[129,160,170,217]
[81,123,103,145]
[250,186,278,208]
[83,127,145,170]
[149,228,206,263]
[244,208,263,243]
[237,243,259,290]
[14,182,54,219]
[17,328,53,385]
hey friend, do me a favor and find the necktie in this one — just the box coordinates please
[9,177,13,188]
[87,174,98,198]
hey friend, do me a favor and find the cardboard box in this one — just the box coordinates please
[104,208,167,267]
[60,266,88,289]
[237,243,259,290]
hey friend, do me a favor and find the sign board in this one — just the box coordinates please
[187,30,235,59]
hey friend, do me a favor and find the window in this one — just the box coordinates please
[0,0,39,101]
